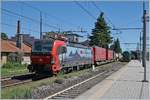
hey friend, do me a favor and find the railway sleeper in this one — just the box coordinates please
[61,90,81,95]
[57,95,77,99]
[52,94,77,99]
[51,96,66,99]
[58,93,79,97]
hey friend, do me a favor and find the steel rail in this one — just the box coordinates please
[44,71,107,99]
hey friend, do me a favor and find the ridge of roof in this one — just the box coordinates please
[1,39,31,53]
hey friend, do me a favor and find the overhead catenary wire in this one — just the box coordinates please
[92,2,142,31]
[21,1,79,28]
[74,1,97,20]
[1,22,40,33]
[74,1,120,42]
[1,8,62,30]
[21,1,41,12]
[112,28,142,30]
[91,1,130,42]
[91,1,116,29]
[1,12,39,33]
[75,1,117,33]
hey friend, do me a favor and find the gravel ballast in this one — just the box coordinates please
[31,62,126,99]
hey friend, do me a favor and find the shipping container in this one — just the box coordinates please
[107,50,113,60]
[93,46,107,64]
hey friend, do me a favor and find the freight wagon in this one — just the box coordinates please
[93,46,106,65]
[93,46,115,65]
[107,50,114,60]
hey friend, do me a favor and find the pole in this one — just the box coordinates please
[40,12,42,39]
[16,20,20,48]
[17,20,20,34]
[140,32,142,62]
[142,2,148,82]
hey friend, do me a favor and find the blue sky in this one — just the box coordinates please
[1,1,149,51]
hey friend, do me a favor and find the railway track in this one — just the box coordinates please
[1,73,35,88]
[44,62,124,99]
[1,61,114,88]
[1,62,123,90]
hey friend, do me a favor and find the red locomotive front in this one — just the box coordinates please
[28,39,66,74]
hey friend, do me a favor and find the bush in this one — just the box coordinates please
[7,52,24,63]
[7,53,18,62]
[2,62,27,68]
[2,62,14,68]
[16,52,24,63]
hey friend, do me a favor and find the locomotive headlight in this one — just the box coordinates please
[39,58,43,62]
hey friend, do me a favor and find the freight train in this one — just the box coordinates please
[28,38,115,75]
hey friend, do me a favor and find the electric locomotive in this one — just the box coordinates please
[28,37,93,74]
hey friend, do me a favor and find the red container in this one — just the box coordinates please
[93,46,107,64]
[107,50,113,60]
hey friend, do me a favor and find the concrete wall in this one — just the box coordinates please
[1,56,7,65]
[22,56,31,64]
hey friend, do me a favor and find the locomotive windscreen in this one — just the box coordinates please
[32,39,53,54]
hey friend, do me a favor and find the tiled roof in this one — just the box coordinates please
[1,39,31,53]
[10,34,35,46]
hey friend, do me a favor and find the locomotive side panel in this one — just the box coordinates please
[58,45,93,68]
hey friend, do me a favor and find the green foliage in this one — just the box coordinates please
[2,62,16,68]
[1,62,119,99]
[110,38,122,53]
[1,86,32,99]
[1,32,8,40]
[89,12,112,48]
[2,62,27,68]
[1,62,28,77]
[7,52,24,63]
[7,53,18,62]
[16,52,24,63]
[1,66,90,99]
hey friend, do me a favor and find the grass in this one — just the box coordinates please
[1,86,32,99]
[1,62,29,77]
[1,68,91,99]
[1,62,126,99]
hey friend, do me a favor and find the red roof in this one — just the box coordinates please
[1,39,31,53]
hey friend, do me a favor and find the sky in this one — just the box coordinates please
[1,1,149,51]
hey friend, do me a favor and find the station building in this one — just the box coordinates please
[1,35,32,65]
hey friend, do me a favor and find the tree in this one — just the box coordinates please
[89,12,112,48]
[8,53,18,62]
[8,52,24,64]
[16,51,24,64]
[110,38,122,53]
[1,32,8,40]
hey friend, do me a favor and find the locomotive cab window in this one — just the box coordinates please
[32,40,53,54]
